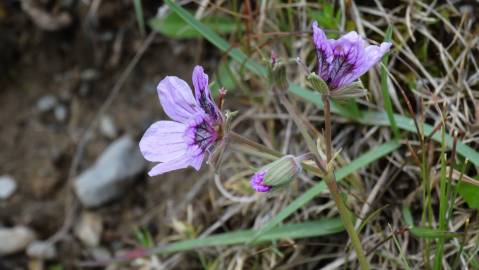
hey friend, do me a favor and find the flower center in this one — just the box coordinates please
[184,114,218,156]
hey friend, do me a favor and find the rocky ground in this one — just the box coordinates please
[0,0,204,268]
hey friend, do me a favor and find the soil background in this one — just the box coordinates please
[0,1,206,268]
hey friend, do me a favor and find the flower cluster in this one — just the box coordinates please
[139,66,222,176]
[312,21,391,91]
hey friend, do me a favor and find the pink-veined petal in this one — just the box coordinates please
[157,76,201,123]
[192,65,221,122]
[312,21,333,80]
[189,152,205,171]
[139,121,187,162]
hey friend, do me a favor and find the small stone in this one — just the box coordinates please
[99,115,117,139]
[90,247,112,261]
[81,69,99,81]
[36,95,57,112]
[26,241,57,259]
[0,226,37,255]
[74,212,103,247]
[0,175,17,199]
[74,136,146,207]
[54,105,67,122]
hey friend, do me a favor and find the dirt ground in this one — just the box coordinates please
[0,0,209,268]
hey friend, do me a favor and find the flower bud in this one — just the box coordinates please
[267,52,288,90]
[329,81,367,100]
[250,155,303,193]
[306,72,329,94]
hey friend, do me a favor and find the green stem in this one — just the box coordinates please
[228,132,324,176]
[322,96,369,270]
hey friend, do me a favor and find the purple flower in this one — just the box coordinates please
[250,171,272,193]
[312,21,391,90]
[139,66,222,176]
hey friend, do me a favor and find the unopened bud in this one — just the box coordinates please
[306,73,330,94]
[267,52,288,90]
[250,155,304,193]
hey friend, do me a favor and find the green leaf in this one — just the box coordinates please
[410,227,462,239]
[289,84,479,167]
[164,0,267,77]
[307,2,340,36]
[457,181,479,209]
[381,25,401,139]
[133,0,145,36]
[149,218,343,255]
[149,11,239,39]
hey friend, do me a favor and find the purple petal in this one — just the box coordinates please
[157,76,201,123]
[192,66,221,122]
[139,121,187,162]
[312,21,333,81]
[148,155,191,176]
[189,152,205,170]
[328,38,363,89]
[355,42,392,75]
[336,31,365,46]
[250,171,272,193]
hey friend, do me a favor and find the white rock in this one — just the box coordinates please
[37,95,57,112]
[0,226,36,255]
[99,115,117,139]
[74,212,103,247]
[54,105,67,122]
[0,175,17,199]
[73,135,146,207]
[26,241,57,259]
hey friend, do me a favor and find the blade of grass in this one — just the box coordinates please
[381,25,400,139]
[289,84,479,167]
[434,126,448,269]
[146,218,343,255]
[251,140,400,241]
[133,0,145,36]
[410,227,462,239]
[164,0,267,77]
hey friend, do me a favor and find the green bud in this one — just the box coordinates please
[306,73,330,94]
[329,81,367,100]
[260,155,303,187]
[269,61,288,90]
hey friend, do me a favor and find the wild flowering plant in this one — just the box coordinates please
[139,21,391,269]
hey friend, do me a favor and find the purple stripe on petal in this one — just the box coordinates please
[192,65,221,122]
[312,22,333,82]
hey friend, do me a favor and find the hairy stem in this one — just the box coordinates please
[228,131,324,176]
[322,95,369,270]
